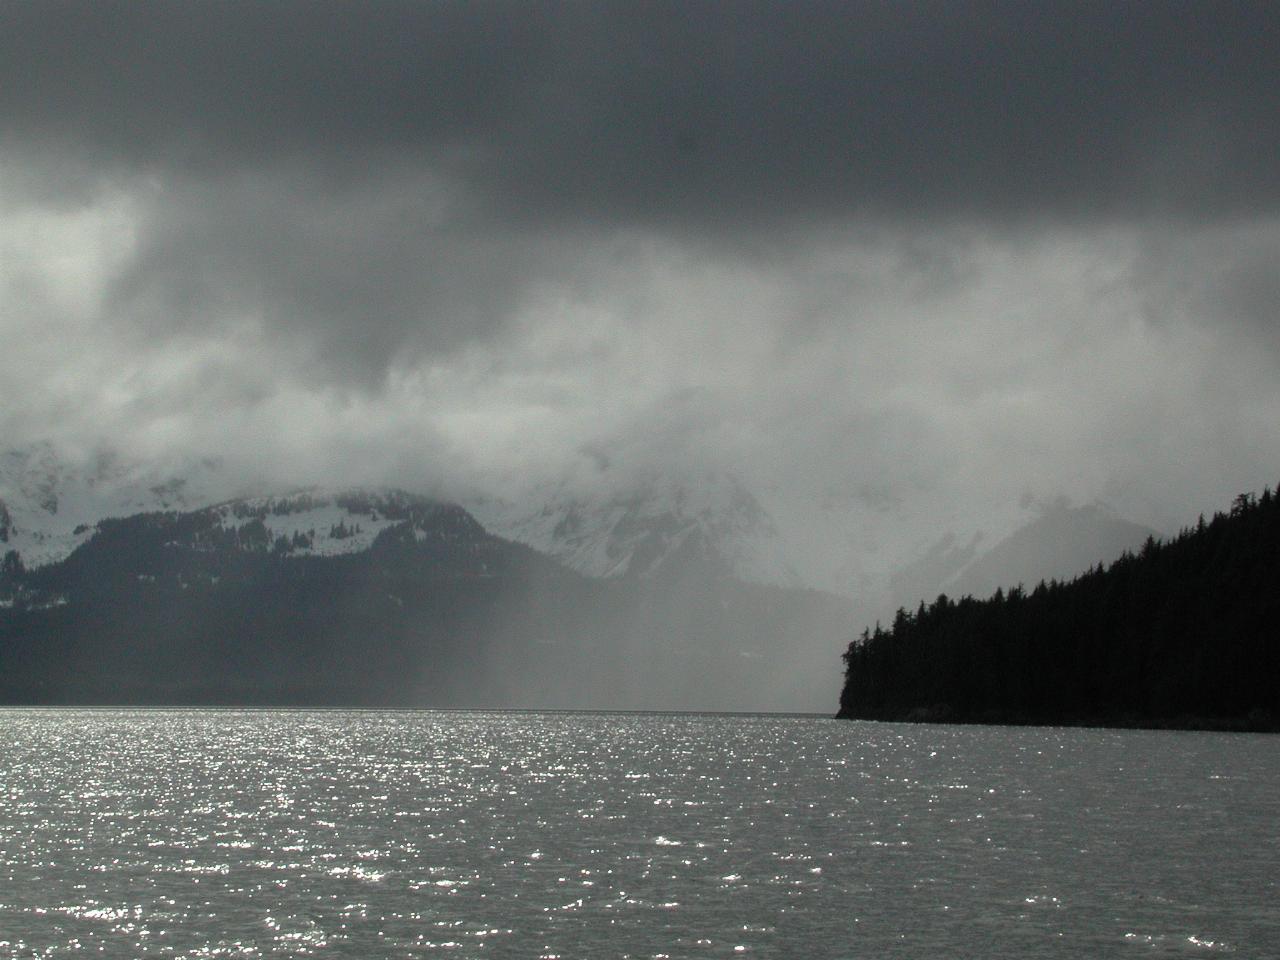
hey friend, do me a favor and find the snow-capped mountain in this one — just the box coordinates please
[1,445,805,591]
[0,445,498,570]
[0,449,851,712]
[0,444,239,568]
[2,443,1164,615]
[467,468,803,588]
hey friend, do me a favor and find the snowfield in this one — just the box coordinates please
[0,447,452,568]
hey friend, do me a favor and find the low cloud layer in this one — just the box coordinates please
[3,1,1280,578]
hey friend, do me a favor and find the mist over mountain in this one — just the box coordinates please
[949,504,1160,600]
[2,442,1163,601]
[0,444,805,589]
[0,441,1265,714]
[890,502,1161,610]
[0,444,244,567]
[468,467,801,587]
[2,3,1279,717]
[0,445,850,711]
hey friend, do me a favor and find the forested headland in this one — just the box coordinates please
[838,487,1280,731]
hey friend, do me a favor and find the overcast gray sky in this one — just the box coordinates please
[3,1,1279,571]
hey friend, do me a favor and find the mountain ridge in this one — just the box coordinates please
[1,445,807,592]
[0,458,852,712]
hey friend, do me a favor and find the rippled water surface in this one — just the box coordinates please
[0,710,1276,958]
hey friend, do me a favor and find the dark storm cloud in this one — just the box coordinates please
[4,0,1280,582]
[3,0,1278,229]
[101,170,559,383]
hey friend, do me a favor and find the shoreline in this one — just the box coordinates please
[836,707,1280,733]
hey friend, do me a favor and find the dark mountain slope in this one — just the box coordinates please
[0,493,849,710]
[839,489,1280,730]
[949,504,1158,601]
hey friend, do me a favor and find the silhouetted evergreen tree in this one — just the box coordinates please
[839,485,1280,730]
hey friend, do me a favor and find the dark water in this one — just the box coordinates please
[0,709,1276,958]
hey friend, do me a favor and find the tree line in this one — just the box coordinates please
[839,488,1280,730]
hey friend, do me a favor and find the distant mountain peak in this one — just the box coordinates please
[890,500,1161,607]
[467,467,802,587]
[0,444,805,588]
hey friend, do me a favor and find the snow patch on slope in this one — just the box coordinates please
[0,446,491,569]
[207,491,406,557]
[0,444,241,567]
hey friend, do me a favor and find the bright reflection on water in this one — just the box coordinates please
[0,710,1276,958]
